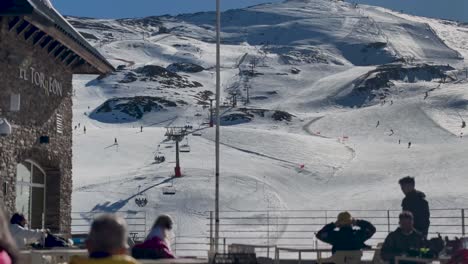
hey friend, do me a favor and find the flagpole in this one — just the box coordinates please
[214,0,221,254]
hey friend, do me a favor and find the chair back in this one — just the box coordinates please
[331,250,363,264]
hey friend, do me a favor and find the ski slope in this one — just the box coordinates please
[70,0,468,252]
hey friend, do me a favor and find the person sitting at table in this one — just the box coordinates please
[0,206,19,264]
[381,211,426,264]
[132,214,175,259]
[316,211,376,254]
[9,213,46,249]
[70,214,139,264]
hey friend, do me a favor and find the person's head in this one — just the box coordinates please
[0,206,19,264]
[399,176,415,195]
[399,211,414,233]
[10,213,26,227]
[335,211,353,227]
[152,214,173,231]
[86,214,129,256]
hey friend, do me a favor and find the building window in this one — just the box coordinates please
[15,160,46,229]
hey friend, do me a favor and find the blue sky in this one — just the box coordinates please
[52,0,468,22]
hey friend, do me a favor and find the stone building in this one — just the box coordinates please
[0,0,113,235]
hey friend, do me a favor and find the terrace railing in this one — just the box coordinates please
[71,209,468,258]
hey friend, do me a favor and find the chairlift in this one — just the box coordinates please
[162,181,176,195]
[154,155,165,164]
[162,186,176,195]
[180,138,191,153]
[153,145,166,164]
[134,186,148,207]
[192,131,202,136]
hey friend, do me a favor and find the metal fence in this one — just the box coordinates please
[209,209,467,246]
[70,209,468,258]
[195,209,467,258]
[71,211,147,241]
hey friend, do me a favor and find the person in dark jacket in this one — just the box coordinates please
[399,176,430,237]
[381,211,426,264]
[316,212,376,254]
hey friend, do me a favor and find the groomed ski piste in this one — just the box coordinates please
[70,0,468,255]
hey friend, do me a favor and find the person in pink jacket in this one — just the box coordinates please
[0,206,19,264]
[132,215,175,259]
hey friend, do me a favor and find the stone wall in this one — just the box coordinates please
[0,17,73,235]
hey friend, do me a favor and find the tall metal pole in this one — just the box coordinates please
[175,139,181,177]
[214,0,221,254]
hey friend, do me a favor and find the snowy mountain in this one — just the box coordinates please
[69,0,468,252]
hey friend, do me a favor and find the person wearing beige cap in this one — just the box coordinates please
[316,211,376,254]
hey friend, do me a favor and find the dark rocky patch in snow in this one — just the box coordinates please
[339,42,397,66]
[119,72,138,83]
[91,96,178,123]
[194,90,215,105]
[337,63,455,107]
[290,68,301,74]
[117,16,163,30]
[114,66,204,88]
[219,108,295,126]
[268,46,343,65]
[167,62,205,73]
[220,112,253,126]
[239,108,295,122]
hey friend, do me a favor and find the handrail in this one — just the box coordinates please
[274,247,378,264]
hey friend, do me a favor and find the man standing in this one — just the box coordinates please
[399,176,430,237]
[381,211,425,264]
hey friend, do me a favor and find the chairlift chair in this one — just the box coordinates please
[154,155,165,164]
[162,181,176,195]
[134,186,148,207]
[162,186,176,195]
[180,138,191,153]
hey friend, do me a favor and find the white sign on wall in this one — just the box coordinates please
[18,66,63,97]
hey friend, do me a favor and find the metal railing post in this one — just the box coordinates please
[275,247,279,264]
[387,210,391,233]
[210,211,214,252]
[223,238,226,254]
[298,251,302,264]
[462,209,466,236]
[267,210,270,249]
[174,236,177,255]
